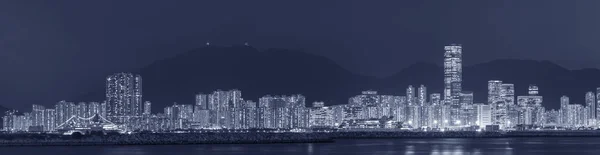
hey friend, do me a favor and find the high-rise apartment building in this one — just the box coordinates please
[418,85,427,106]
[586,91,596,123]
[106,73,142,118]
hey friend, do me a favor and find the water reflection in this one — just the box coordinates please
[2,138,600,155]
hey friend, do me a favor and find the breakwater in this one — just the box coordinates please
[3,131,600,146]
[331,130,600,139]
[0,133,333,147]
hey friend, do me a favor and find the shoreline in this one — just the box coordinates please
[2,131,600,147]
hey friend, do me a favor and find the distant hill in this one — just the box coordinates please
[77,46,600,112]
[78,46,375,112]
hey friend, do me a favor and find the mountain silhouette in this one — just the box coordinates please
[78,45,375,112]
[76,46,600,112]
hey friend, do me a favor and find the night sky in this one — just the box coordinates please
[1,0,599,110]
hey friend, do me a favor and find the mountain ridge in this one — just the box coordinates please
[73,46,600,112]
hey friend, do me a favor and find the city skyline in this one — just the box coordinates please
[5,44,600,133]
[3,1,600,115]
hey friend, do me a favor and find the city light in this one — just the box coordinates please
[2,44,599,134]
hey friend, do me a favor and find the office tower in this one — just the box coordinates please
[459,91,475,126]
[418,85,427,106]
[500,84,515,105]
[106,73,142,118]
[459,91,474,107]
[444,44,463,124]
[32,104,45,128]
[487,80,503,125]
[143,101,151,115]
[517,86,543,126]
[430,93,441,106]
[195,94,208,110]
[407,86,415,106]
[560,96,570,126]
[443,44,462,101]
[476,104,492,129]
[586,91,596,124]
[488,80,503,105]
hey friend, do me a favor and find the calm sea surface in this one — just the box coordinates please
[1,137,599,155]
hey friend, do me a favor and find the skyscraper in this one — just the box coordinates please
[407,85,415,106]
[459,91,474,107]
[560,95,570,126]
[500,84,515,105]
[487,80,503,105]
[444,44,462,125]
[498,83,514,129]
[106,73,142,118]
[596,87,600,119]
[443,44,462,102]
[43,109,55,132]
[88,102,101,117]
[586,91,596,122]
[476,104,492,129]
[31,104,45,128]
[195,94,208,110]
[133,75,143,116]
[517,85,543,126]
[144,101,152,115]
[430,93,441,106]
[418,85,427,106]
